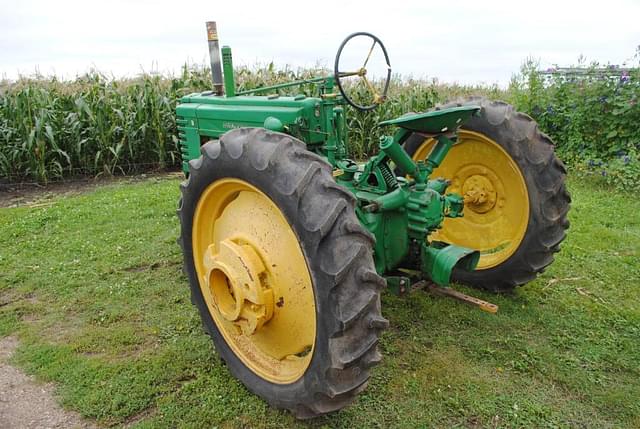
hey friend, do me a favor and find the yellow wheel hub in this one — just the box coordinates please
[192,178,316,384]
[462,174,497,214]
[412,130,530,269]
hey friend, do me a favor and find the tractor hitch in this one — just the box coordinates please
[424,282,498,314]
[386,277,499,314]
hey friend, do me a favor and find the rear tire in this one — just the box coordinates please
[177,128,388,417]
[404,98,570,292]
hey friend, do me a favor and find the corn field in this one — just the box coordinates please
[0,68,204,183]
[0,65,504,183]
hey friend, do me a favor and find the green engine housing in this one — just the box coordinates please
[177,94,329,172]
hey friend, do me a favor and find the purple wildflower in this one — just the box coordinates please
[621,70,630,83]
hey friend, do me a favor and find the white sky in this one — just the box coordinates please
[1,0,639,86]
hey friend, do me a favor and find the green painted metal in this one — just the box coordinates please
[176,44,482,288]
[378,106,480,134]
[379,132,416,177]
[359,208,408,273]
[421,242,480,286]
[236,75,331,96]
[424,135,455,177]
[385,276,411,295]
[263,116,285,132]
[221,46,236,97]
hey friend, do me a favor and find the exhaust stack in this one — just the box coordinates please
[206,21,224,95]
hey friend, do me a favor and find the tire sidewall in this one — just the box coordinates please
[180,135,341,408]
[403,98,569,291]
[451,106,545,288]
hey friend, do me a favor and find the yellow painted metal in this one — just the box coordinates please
[412,130,529,269]
[192,178,316,384]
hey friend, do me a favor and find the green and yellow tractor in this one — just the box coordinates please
[176,23,570,418]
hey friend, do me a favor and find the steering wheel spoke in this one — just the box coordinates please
[361,74,380,98]
[362,39,377,69]
[337,70,363,78]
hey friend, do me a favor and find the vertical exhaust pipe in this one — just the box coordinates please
[206,21,224,95]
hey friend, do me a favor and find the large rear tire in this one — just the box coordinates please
[404,98,570,292]
[177,128,388,417]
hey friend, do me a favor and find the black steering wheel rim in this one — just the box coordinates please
[334,32,392,111]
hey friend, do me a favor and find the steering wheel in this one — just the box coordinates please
[334,32,392,111]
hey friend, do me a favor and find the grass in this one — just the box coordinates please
[0,175,639,428]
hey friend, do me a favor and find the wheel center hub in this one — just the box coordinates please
[462,174,497,214]
[203,239,274,335]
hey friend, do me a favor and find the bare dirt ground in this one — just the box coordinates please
[0,337,97,429]
[0,171,182,208]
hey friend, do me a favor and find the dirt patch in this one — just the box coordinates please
[0,336,98,429]
[0,172,182,208]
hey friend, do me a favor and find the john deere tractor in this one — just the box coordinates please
[176,23,570,418]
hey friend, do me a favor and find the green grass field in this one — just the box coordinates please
[0,175,638,428]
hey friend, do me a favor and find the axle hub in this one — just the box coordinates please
[462,174,496,213]
[203,239,274,335]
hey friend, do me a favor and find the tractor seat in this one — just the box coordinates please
[379,106,480,134]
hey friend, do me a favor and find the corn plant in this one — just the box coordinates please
[6,60,636,189]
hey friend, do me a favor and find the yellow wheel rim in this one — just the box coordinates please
[192,178,316,384]
[412,130,529,269]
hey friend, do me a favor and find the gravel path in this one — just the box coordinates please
[0,337,96,429]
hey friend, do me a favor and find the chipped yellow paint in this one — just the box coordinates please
[412,130,529,269]
[192,178,316,383]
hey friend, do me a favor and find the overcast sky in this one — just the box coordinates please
[1,0,639,85]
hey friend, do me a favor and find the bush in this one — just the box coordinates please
[507,52,640,191]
